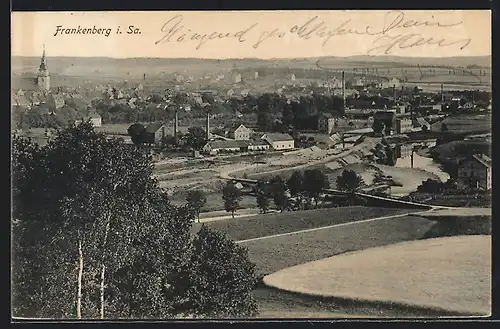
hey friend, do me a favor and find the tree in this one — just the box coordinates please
[281,103,295,129]
[12,123,155,318]
[222,182,242,218]
[254,179,270,214]
[385,146,397,166]
[303,169,330,207]
[373,119,385,136]
[256,193,269,214]
[12,124,260,319]
[187,226,258,318]
[286,171,304,197]
[186,190,207,222]
[336,169,365,194]
[128,123,146,146]
[185,126,208,151]
[269,176,288,211]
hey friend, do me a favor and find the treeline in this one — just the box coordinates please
[12,123,258,319]
[219,168,366,216]
[12,104,88,129]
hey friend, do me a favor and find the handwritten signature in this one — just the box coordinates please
[154,11,472,56]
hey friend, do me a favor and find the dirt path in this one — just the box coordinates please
[220,142,368,180]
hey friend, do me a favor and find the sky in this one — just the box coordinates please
[11,10,491,59]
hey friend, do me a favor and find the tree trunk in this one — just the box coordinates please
[100,216,112,319]
[76,238,84,319]
[231,210,235,218]
[100,264,106,319]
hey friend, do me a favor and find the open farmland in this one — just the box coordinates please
[193,206,414,243]
[431,114,491,134]
[237,214,433,276]
[263,235,491,316]
[431,138,491,163]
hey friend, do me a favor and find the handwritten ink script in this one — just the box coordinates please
[154,11,472,56]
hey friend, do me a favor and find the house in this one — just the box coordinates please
[393,144,413,159]
[202,140,249,154]
[317,113,336,134]
[462,102,475,110]
[228,124,252,140]
[48,93,65,109]
[261,133,295,150]
[247,140,270,152]
[457,154,492,190]
[314,134,341,150]
[13,94,31,108]
[128,98,138,109]
[381,78,401,89]
[232,72,242,83]
[144,122,167,145]
[75,110,102,127]
[373,111,396,135]
[413,117,431,131]
[395,118,413,134]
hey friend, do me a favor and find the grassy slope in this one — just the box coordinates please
[253,212,491,318]
[263,235,491,315]
[240,215,433,276]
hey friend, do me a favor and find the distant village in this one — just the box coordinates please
[11,48,492,192]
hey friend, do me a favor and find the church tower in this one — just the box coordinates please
[37,45,50,91]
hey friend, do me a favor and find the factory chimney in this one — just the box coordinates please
[393,85,397,101]
[342,71,346,111]
[174,107,179,142]
[206,112,210,141]
[440,84,444,102]
[143,73,146,80]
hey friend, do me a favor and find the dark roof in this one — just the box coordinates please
[319,112,335,119]
[262,133,294,142]
[87,110,101,119]
[208,140,249,149]
[459,154,492,168]
[145,122,165,133]
[248,140,269,146]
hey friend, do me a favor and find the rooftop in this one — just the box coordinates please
[262,133,294,142]
[145,122,165,134]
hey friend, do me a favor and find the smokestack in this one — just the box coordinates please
[206,112,210,141]
[342,71,346,110]
[393,85,396,100]
[174,108,179,141]
[441,84,444,102]
[143,73,146,80]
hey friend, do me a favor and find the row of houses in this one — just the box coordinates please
[202,133,295,154]
[317,111,431,135]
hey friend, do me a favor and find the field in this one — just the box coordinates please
[193,206,414,243]
[263,235,491,316]
[430,114,491,134]
[431,139,491,163]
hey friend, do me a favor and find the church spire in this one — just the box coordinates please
[39,44,47,72]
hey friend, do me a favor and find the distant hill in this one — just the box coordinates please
[11,55,491,90]
[12,55,491,72]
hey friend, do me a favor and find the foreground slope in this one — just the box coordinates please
[263,235,491,316]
